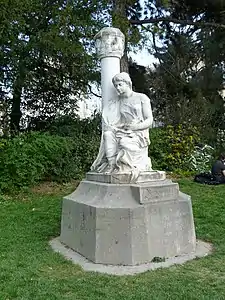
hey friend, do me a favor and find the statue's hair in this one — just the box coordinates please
[112,72,132,88]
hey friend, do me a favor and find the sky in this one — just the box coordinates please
[131,48,158,68]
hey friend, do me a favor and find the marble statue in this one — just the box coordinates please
[91,72,153,176]
[58,28,197,270]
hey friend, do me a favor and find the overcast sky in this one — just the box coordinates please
[130,48,157,68]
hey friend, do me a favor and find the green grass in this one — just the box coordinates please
[1,179,225,300]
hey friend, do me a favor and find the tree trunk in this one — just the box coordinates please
[10,73,25,134]
[112,0,129,73]
[120,47,129,72]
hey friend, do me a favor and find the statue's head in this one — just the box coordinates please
[112,72,132,89]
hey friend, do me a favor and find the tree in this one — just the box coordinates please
[129,59,152,99]
[146,30,224,142]
[116,0,225,141]
[129,1,225,29]
[1,0,225,135]
[111,0,225,71]
[111,0,143,72]
[0,0,106,133]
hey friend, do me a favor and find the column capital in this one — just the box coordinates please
[94,27,125,60]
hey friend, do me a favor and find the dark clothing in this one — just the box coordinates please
[211,160,225,183]
[194,172,220,185]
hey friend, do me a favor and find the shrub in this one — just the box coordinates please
[0,131,100,192]
[149,127,170,170]
[48,114,101,138]
[150,125,200,173]
[186,144,214,173]
[0,137,7,150]
[48,115,101,175]
[0,115,205,192]
[214,128,225,157]
[165,124,200,171]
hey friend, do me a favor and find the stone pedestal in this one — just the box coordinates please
[60,172,196,266]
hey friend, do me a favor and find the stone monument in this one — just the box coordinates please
[57,27,199,270]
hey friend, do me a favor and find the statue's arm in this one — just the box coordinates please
[130,95,153,131]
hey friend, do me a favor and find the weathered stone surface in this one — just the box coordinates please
[86,171,166,184]
[60,179,196,266]
[50,238,211,276]
[131,180,179,204]
[94,27,125,60]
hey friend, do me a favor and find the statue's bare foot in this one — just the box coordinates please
[112,168,120,174]
[104,165,116,174]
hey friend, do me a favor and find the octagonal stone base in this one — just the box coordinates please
[60,176,196,266]
[50,238,211,275]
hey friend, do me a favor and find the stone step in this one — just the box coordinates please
[86,170,166,184]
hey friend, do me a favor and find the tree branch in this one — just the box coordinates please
[130,17,225,29]
[88,84,101,98]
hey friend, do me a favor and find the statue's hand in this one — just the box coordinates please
[116,123,125,129]
[124,123,139,131]
[116,124,132,134]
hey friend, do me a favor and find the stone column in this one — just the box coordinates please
[94,27,125,110]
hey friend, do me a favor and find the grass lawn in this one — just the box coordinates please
[1,179,225,300]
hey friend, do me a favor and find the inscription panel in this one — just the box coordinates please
[140,184,179,204]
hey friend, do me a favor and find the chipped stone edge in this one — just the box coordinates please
[49,237,212,276]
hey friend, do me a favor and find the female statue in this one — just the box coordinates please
[91,72,153,176]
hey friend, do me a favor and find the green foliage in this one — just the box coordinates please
[148,32,225,132]
[0,138,7,150]
[1,0,225,135]
[0,112,213,192]
[186,145,215,173]
[111,0,142,44]
[165,124,200,171]
[48,114,101,138]
[0,126,100,192]
[169,169,195,177]
[0,0,105,131]
[149,127,169,170]
[150,125,200,172]
[129,61,152,99]
[0,133,72,191]
[48,115,101,173]
[214,129,225,157]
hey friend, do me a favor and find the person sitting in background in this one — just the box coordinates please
[211,153,225,183]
